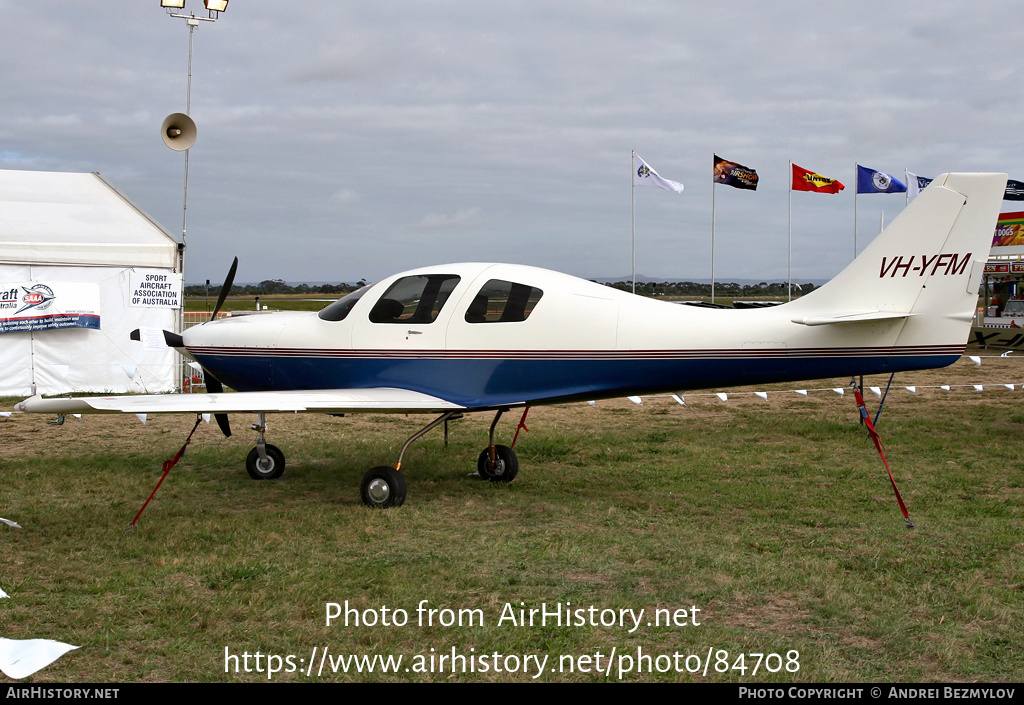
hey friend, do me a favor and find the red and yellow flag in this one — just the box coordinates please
[792,163,844,194]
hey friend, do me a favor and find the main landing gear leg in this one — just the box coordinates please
[360,411,458,508]
[246,412,285,480]
[477,408,518,483]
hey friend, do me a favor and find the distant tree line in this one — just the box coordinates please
[185,278,815,299]
[184,279,366,297]
[603,280,818,297]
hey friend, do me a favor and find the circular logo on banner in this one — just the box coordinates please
[872,172,892,192]
[637,164,650,179]
[17,284,56,315]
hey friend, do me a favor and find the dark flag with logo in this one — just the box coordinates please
[1004,179,1024,201]
[713,155,758,191]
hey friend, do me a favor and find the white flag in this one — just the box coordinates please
[633,154,684,193]
[906,171,932,202]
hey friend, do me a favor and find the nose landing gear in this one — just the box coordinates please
[245,413,286,480]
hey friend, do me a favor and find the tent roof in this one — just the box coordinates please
[0,170,179,269]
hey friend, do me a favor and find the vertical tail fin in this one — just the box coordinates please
[789,173,1005,347]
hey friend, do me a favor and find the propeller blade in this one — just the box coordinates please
[162,330,185,348]
[204,374,232,437]
[131,328,185,349]
[210,257,238,321]
[205,375,223,394]
[214,413,232,438]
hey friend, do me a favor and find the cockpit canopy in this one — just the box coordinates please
[318,272,544,325]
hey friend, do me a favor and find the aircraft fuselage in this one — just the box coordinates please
[184,262,960,409]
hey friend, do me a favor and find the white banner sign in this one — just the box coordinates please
[0,282,101,334]
[129,270,182,309]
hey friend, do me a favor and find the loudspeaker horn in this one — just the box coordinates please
[160,113,197,151]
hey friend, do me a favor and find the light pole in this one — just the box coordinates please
[159,0,228,389]
[160,0,228,256]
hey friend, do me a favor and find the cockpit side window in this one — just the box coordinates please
[318,285,371,322]
[464,279,543,323]
[369,274,461,324]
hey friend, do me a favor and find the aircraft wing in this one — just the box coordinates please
[14,388,466,416]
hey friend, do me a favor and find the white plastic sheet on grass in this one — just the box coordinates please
[0,637,79,679]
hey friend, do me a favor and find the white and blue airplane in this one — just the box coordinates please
[15,173,1006,507]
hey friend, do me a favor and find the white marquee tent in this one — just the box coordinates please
[0,169,182,396]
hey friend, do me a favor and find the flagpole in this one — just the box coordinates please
[631,150,636,295]
[853,163,858,260]
[788,160,792,302]
[711,176,716,303]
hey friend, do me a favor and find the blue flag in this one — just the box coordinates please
[857,165,907,194]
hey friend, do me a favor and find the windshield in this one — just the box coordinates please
[318,285,371,321]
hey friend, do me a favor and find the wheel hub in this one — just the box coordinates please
[367,478,391,503]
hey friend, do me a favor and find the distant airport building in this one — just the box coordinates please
[0,169,181,395]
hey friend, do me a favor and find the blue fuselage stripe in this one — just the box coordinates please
[195,353,959,408]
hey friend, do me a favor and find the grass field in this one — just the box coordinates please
[185,295,332,315]
[1,355,1022,682]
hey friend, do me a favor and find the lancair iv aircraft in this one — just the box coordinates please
[15,173,1006,507]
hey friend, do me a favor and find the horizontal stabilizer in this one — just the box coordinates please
[15,388,466,416]
[791,311,916,327]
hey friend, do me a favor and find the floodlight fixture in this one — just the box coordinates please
[162,0,225,20]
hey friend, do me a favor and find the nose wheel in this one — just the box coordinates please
[246,443,285,479]
[245,412,285,480]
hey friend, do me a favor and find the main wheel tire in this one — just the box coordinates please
[245,444,285,480]
[360,466,407,508]
[476,444,519,483]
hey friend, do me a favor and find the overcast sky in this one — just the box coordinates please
[3,1,1021,285]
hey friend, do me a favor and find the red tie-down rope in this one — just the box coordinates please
[853,388,914,529]
[510,408,530,449]
[126,415,203,532]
